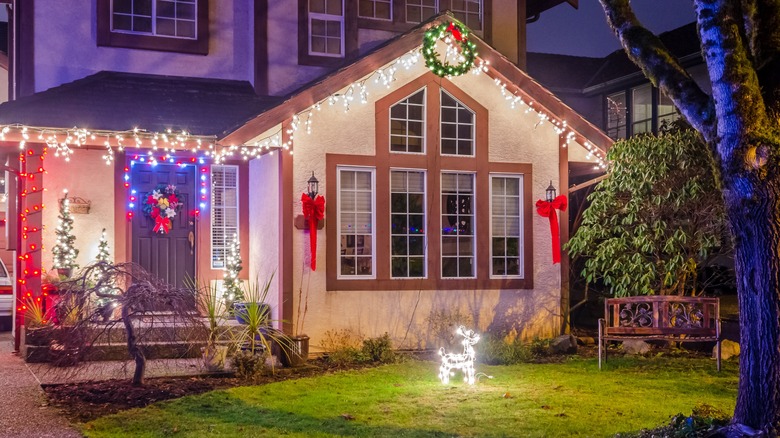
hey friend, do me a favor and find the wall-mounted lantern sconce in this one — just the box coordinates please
[545,180,557,203]
[307,172,319,200]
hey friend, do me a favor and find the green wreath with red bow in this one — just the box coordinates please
[423,22,477,77]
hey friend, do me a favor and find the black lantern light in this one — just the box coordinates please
[545,180,557,202]
[307,172,319,200]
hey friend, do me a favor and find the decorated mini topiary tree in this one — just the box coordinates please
[52,191,79,275]
[223,233,243,302]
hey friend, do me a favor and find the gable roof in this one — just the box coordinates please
[0,71,282,137]
[527,22,701,94]
[222,12,612,153]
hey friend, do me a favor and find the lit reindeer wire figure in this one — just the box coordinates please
[438,326,480,385]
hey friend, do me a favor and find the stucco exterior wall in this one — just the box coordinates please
[286,54,564,351]
[249,150,282,322]
[33,0,253,92]
[42,150,115,273]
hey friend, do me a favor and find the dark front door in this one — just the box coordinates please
[131,163,196,289]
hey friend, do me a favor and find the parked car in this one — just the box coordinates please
[0,259,13,330]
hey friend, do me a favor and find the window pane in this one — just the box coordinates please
[359,0,391,20]
[389,90,426,154]
[631,84,652,135]
[211,165,239,269]
[406,0,438,23]
[441,173,475,278]
[339,168,375,277]
[390,170,427,278]
[450,0,482,31]
[606,91,627,140]
[491,176,523,277]
[441,90,475,156]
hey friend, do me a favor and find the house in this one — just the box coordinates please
[526,22,710,141]
[0,0,610,352]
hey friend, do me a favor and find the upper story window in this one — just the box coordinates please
[309,0,345,57]
[440,90,475,156]
[449,0,482,31]
[97,0,209,54]
[359,0,393,20]
[406,0,438,23]
[211,165,239,269]
[390,89,426,154]
[605,84,680,140]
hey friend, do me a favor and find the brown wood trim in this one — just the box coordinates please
[96,0,209,55]
[559,134,569,334]
[325,75,534,291]
[114,153,129,264]
[297,0,359,67]
[280,123,294,334]
[254,0,269,95]
[13,0,35,98]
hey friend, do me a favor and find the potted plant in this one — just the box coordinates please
[187,276,230,372]
[232,272,292,376]
[281,283,311,367]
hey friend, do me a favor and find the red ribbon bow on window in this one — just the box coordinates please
[446,22,464,42]
[301,193,326,271]
[535,195,568,264]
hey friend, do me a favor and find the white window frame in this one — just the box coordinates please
[489,173,524,279]
[405,0,438,24]
[450,0,484,31]
[440,90,476,158]
[440,171,476,279]
[308,0,345,58]
[389,88,427,155]
[358,0,393,21]
[210,164,239,269]
[337,166,377,279]
[111,0,198,40]
[390,168,427,279]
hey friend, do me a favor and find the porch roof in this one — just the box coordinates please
[0,72,283,137]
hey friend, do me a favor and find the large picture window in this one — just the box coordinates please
[391,170,426,278]
[328,72,531,291]
[338,167,375,278]
[210,165,239,269]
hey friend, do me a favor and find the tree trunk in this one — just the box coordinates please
[121,304,146,387]
[724,173,780,432]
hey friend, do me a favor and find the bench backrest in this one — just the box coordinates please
[604,296,719,336]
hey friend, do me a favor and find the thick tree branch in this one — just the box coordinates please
[599,0,716,142]
[695,0,769,162]
[741,0,780,112]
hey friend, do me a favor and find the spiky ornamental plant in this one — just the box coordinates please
[52,192,79,272]
[223,233,243,302]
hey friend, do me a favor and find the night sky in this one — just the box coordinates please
[526,0,696,57]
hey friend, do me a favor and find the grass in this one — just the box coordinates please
[82,356,738,437]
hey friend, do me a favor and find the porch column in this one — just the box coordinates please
[279,122,293,334]
[15,145,44,349]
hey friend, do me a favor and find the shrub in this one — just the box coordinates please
[322,329,367,366]
[426,309,474,349]
[620,404,730,438]
[231,350,266,382]
[478,333,535,365]
[361,333,396,363]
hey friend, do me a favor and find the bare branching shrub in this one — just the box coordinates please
[321,329,365,365]
[52,262,200,385]
[426,309,474,349]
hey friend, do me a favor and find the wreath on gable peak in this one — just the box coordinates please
[143,184,182,234]
[423,22,477,78]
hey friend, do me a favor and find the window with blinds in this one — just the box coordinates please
[490,175,522,278]
[391,170,426,278]
[441,172,475,278]
[338,167,375,278]
[211,165,239,269]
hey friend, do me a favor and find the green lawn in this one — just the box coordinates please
[83,356,738,438]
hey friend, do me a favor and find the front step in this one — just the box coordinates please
[21,318,242,363]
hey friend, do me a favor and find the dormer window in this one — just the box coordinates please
[97,0,209,54]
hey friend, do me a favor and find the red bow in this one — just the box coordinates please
[147,195,157,205]
[153,216,172,234]
[301,193,326,271]
[536,195,568,264]
[446,22,464,42]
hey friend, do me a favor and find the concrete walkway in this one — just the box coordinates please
[0,333,81,438]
